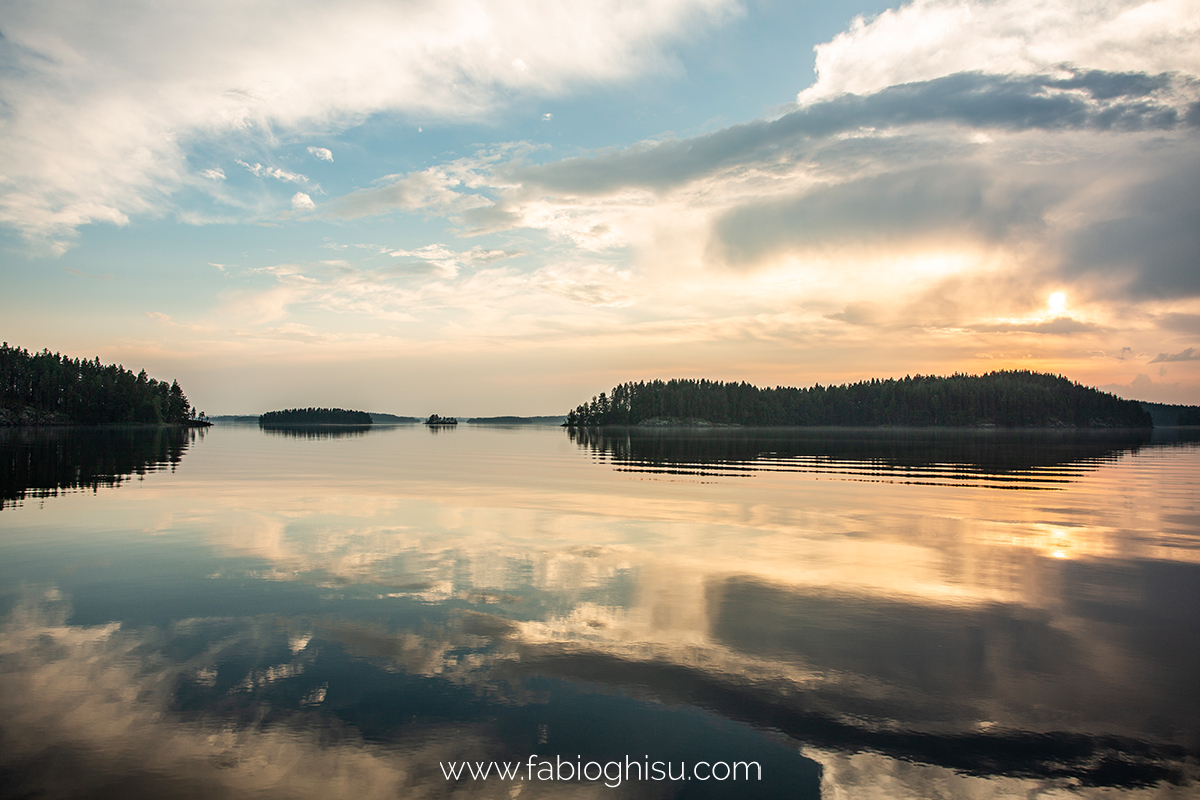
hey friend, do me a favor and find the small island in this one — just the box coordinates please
[565,371,1154,429]
[259,408,372,426]
[424,414,458,426]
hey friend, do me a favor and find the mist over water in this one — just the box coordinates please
[1,424,1197,798]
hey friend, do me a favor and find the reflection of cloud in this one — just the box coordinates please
[0,591,518,800]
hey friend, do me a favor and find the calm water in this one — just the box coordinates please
[1,423,1198,799]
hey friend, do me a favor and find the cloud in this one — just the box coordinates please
[200,168,226,180]
[1060,158,1200,298]
[62,267,113,281]
[386,244,517,278]
[0,0,738,251]
[327,168,493,219]
[1149,347,1200,363]
[530,263,641,307]
[1099,372,1198,404]
[291,192,315,210]
[826,303,883,326]
[306,146,333,162]
[239,161,309,184]
[1157,313,1200,334]
[968,316,1101,334]
[513,69,1192,197]
[708,164,1058,267]
[797,0,1200,105]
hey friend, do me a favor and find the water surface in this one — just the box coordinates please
[1,424,1197,798]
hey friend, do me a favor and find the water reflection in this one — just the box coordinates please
[568,427,1189,489]
[0,425,1197,797]
[0,425,194,509]
[259,424,374,439]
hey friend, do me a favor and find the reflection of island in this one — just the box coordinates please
[569,426,1169,487]
[0,426,194,508]
[424,414,457,426]
[258,425,373,440]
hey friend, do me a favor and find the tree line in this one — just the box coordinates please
[259,407,372,425]
[1,343,195,425]
[564,371,1153,428]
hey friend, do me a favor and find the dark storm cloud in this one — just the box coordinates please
[1061,161,1200,298]
[512,70,1188,196]
[708,164,1058,266]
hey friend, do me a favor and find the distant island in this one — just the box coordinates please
[466,416,567,425]
[1138,401,1200,427]
[0,342,205,426]
[259,407,372,426]
[369,412,421,424]
[425,414,458,425]
[565,371,1154,428]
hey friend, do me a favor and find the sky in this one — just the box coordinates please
[1,0,1198,415]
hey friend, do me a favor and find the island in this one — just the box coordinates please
[0,342,206,426]
[424,414,458,426]
[564,371,1154,428]
[259,408,372,426]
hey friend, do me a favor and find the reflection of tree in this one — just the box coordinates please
[1,426,193,508]
[569,427,1160,482]
[259,425,373,440]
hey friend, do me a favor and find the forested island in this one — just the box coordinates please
[258,408,372,426]
[564,371,1153,428]
[0,343,201,426]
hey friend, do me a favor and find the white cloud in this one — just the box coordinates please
[201,168,226,180]
[798,0,1200,104]
[291,192,315,210]
[0,0,738,251]
[239,161,309,184]
[328,167,494,219]
[386,243,515,278]
[306,146,333,162]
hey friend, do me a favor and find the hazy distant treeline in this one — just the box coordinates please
[258,407,372,425]
[0,343,194,425]
[565,371,1153,428]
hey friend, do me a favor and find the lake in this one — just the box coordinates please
[1,423,1198,799]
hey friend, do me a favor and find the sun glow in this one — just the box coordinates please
[1048,291,1067,314]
